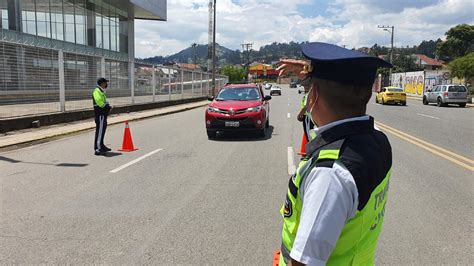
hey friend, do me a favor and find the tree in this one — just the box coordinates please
[417,39,442,58]
[437,24,474,61]
[221,65,247,83]
[448,52,474,85]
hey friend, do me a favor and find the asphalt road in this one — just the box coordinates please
[1,84,472,264]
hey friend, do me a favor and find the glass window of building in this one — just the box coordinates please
[119,15,128,53]
[110,17,117,51]
[103,17,110,50]
[74,0,86,45]
[1,1,8,30]
[95,15,103,48]
[50,0,64,41]
[36,1,51,38]
[22,0,37,35]
[63,2,75,43]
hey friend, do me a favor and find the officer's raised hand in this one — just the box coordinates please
[276,59,311,78]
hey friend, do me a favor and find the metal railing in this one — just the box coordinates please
[0,38,228,119]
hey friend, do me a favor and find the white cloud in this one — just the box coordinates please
[134,0,474,58]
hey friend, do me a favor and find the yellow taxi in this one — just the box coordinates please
[375,86,407,106]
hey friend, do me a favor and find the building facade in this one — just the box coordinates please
[0,0,169,116]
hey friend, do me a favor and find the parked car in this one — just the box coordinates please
[289,81,297,88]
[205,83,271,138]
[297,84,305,94]
[375,86,407,105]
[270,86,282,96]
[423,84,468,107]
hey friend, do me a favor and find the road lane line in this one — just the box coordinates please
[110,148,163,173]
[376,121,474,165]
[376,124,473,171]
[287,113,291,118]
[417,113,440,120]
[288,147,296,175]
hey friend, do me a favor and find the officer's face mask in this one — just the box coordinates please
[305,83,318,128]
[102,83,108,91]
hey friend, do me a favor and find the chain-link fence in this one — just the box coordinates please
[0,38,228,119]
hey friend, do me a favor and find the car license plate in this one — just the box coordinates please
[225,121,239,127]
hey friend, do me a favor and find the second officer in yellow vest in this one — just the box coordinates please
[93,77,112,156]
[277,42,393,265]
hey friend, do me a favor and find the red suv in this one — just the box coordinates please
[205,83,271,138]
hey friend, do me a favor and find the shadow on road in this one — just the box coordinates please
[0,155,88,167]
[425,103,468,108]
[208,126,274,142]
[104,152,122,157]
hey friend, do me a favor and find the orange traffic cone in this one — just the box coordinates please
[272,250,281,266]
[297,132,308,156]
[119,121,138,152]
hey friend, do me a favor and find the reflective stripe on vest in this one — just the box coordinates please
[279,139,391,265]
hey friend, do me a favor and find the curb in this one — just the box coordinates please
[0,101,208,149]
[406,96,473,107]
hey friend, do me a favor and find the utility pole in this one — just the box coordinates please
[207,0,213,75]
[378,25,394,85]
[211,0,216,95]
[241,43,253,67]
[191,43,197,66]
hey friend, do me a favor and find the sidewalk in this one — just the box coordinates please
[0,100,208,149]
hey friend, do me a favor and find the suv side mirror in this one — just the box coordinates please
[264,95,272,101]
[207,96,214,101]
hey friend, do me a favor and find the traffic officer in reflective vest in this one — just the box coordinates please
[93,77,112,155]
[297,77,316,142]
[277,42,393,265]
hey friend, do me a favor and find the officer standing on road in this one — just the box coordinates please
[93,77,112,155]
[276,42,393,265]
[297,77,316,142]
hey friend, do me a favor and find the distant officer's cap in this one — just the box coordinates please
[97,77,109,85]
[302,42,392,85]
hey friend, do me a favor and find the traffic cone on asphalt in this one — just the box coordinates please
[272,250,281,266]
[297,132,308,156]
[119,121,138,152]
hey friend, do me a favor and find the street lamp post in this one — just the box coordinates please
[378,25,394,85]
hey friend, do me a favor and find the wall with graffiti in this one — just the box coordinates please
[424,70,451,92]
[391,70,451,96]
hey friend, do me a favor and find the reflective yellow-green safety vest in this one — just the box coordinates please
[280,118,392,265]
[92,87,107,108]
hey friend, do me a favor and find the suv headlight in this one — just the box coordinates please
[246,106,262,113]
[207,107,220,113]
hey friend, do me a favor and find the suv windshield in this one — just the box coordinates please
[448,85,467,92]
[216,88,261,101]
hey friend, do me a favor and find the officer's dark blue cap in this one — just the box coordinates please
[302,42,392,85]
[97,77,109,85]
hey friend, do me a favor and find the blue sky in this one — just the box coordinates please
[134,0,473,58]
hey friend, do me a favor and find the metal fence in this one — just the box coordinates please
[0,38,227,119]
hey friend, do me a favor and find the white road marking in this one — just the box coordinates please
[287,113,291,118]
[287,147,296,175]
[417,113,440,120]
[110,148,163,173]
